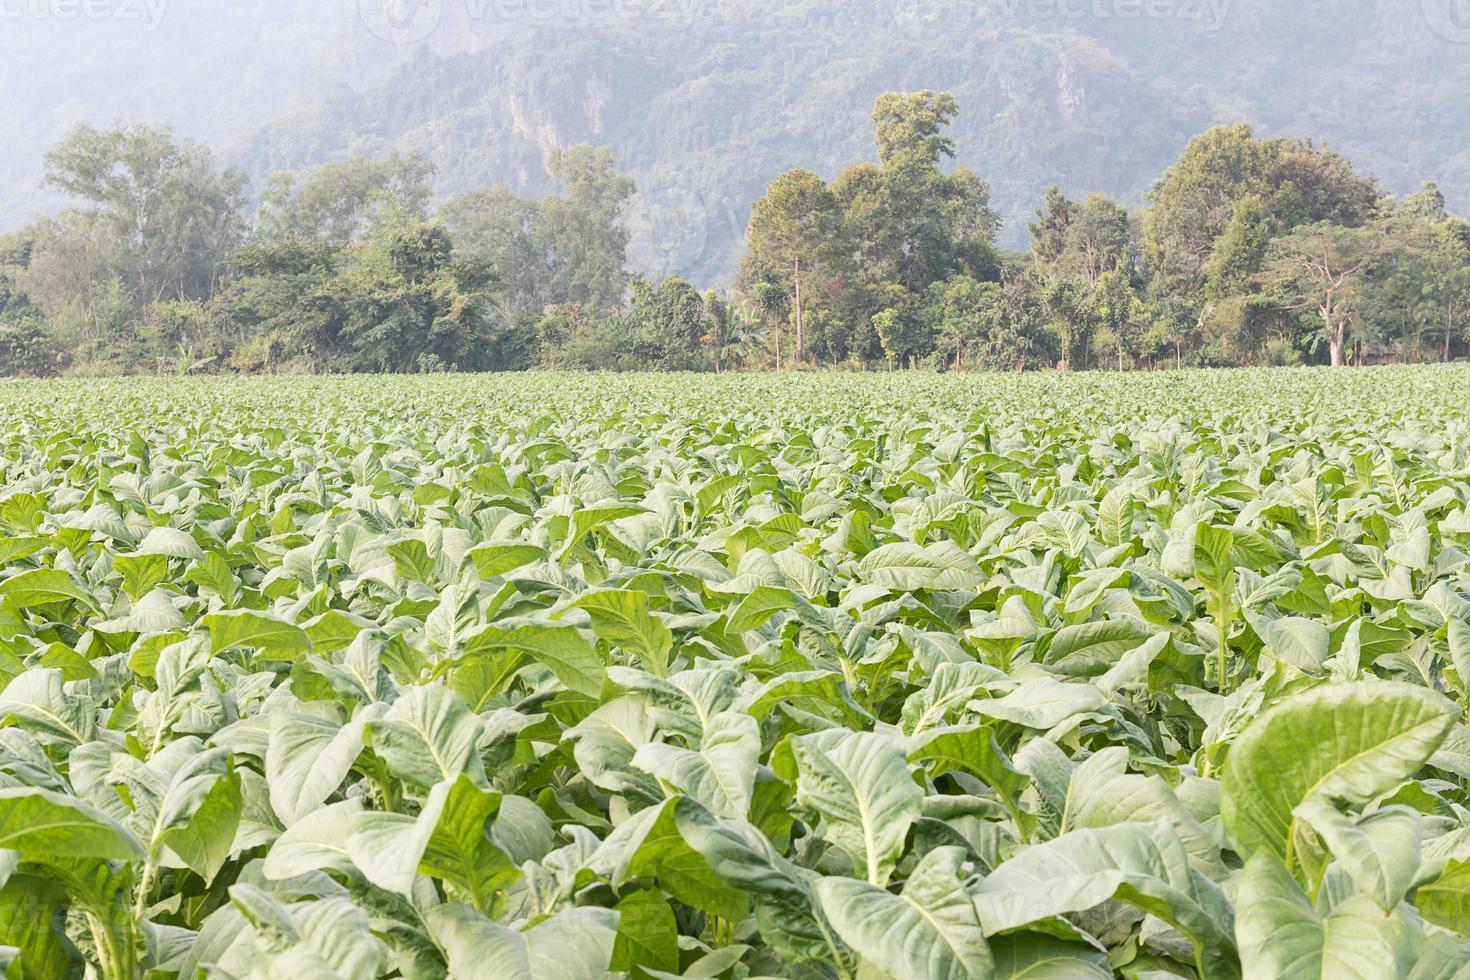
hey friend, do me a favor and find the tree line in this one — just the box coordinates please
[2,92,1467,376]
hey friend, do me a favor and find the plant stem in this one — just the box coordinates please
[132,861,156,928]
[1215,597,1231,693]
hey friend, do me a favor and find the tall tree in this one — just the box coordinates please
[43,123,247,305]
[257,152,433,243]
[443,147,635,319]
[1032,189,1130,285]
[1143,123,1380,362]
[1259,222,1384,367]
[834,91,1001,295]
[739,169,847,366]
[536,147,637,311]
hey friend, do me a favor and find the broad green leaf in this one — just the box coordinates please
[0,569,99,611]
[204,609,311,659]
[0,788,141,859]
[348,774,516,906]
[815,847,992,980]
[792,729,922,886]
[1221,681,1456,864]
[1416,857,1470,937]
[858,542,984,592]
[425,903,618,980]
[265,709,371,827]
[632,710,759,819]
[262,800,361,880]
[0,669,97,746]
[1235,851,1417,978]
[574,589,675,676]
[1246,612,1331,673]
[906,724,1028,813]
[588,799,747,922]
[135,526,204,561]
[970,677,1107,730]
[460,622,605,697]
[674,799,849,968]
[990,933,1111,979]
[368,684,485,795]
[467,541,549,579]
[1293,800,1421,910]
[0,874,77,979]
[610,888,679,975]
[971,821,1233,952]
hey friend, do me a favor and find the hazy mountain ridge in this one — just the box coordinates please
[5,0,1469,285]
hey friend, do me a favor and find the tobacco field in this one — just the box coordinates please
[4,368,1470,979]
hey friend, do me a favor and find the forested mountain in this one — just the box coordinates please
[5,0,1470,286]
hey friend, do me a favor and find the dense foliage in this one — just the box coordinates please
[4,88,1470,377]
[5,368,1470,977]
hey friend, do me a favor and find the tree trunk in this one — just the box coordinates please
[1447,305,1455,363]
[793,257,803,368]
[1327,310,1346,367]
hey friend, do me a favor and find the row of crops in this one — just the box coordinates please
[4,367,1470,978]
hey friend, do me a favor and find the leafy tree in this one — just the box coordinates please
[536,147,637,311]
[1206,194,1276,300]
[1367,185,1470,362]
[931,273,1049,372]
[1032,190,1131,286]
[834,91,1000,296]
[0,318,60,377]
[42,123,247,306]
[929,276,993,370]
[222,212,509,374]
[703,291,767,372]
[1029,187,1073,270]
[1089,270,1147,370]
[1040,277,1093,371]
[534,303,608,370]
[0,231,37,321]
[617,277,711,371]
[334,217,501,373]
[139,300,231,374]
[1259,221,1385,366]
[441,187,544,322]
[443,147,635,320]
[257,152,433,243]
[870,284,931,369]
[739,169,847,366]
[1143,124,1380,349]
